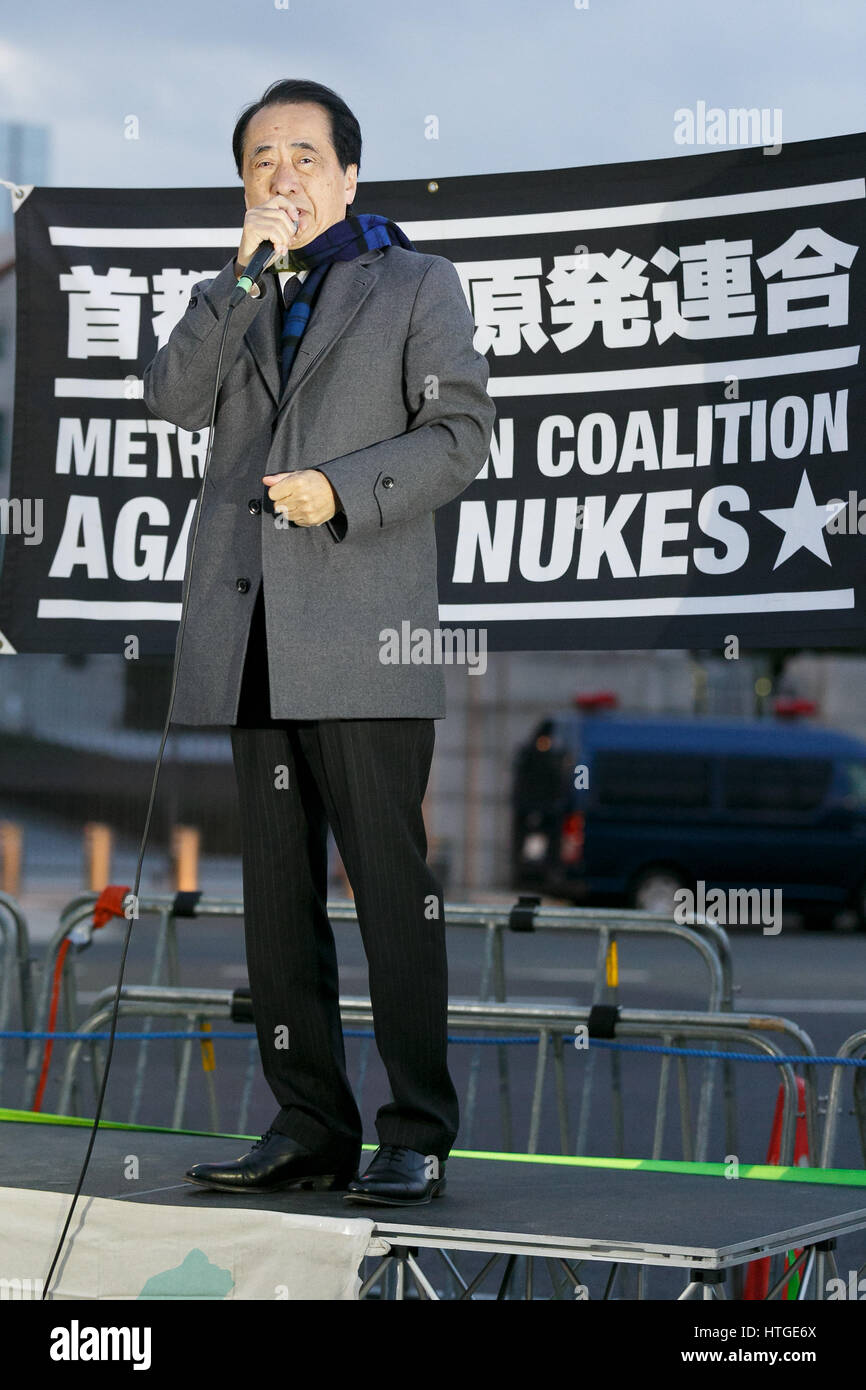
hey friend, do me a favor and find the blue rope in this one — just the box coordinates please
[2,1028,866,1064]
[585,1039,866,1066]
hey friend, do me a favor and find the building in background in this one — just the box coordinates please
[0,121,51,502]
[0,121,50,225]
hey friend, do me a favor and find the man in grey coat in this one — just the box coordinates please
[142,79,496,1205]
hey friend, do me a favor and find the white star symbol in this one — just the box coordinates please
[760,471,846,570]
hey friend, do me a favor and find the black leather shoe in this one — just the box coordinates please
[184,1129,359,1193]
[343,1144,447,1206]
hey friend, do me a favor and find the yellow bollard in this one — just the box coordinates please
[605,938,619,989]
[83,822,112,892]
[171,825,200,892]
[0,821,22,897]
[198,1018,216,1073]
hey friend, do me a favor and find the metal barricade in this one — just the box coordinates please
[0,891,34,1097]
[819,1029,866,1169]
[54,987,816,1169]
[25,892,190,1115]
[327,899,732,1154]
[27,891,256,1115]
[30,892,733,1144]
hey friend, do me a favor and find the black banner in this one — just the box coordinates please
[1,131,864,653]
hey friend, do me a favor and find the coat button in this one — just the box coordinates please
[248,498,262,514]
[236,577,250,593]
[382,476,394,488]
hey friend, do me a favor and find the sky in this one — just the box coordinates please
[0,0,864,194]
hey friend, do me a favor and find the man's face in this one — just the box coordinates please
[240,101,357,247]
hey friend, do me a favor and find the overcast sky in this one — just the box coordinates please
[1,0,864,193]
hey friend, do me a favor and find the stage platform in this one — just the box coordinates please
[2,1111,866,1299]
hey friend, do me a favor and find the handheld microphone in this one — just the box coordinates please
[230,221,300,305]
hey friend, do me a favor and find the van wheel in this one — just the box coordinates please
[630,867,687,916]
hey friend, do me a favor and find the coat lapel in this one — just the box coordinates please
[243,246,384,413]
[239,272,283,408]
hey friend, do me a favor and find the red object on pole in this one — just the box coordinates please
[743,1077,810,1299]
[573,690,619,712]
[31,884,131,1112]
[773,697,818,719]
[31,938,71,1113]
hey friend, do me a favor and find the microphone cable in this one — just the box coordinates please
[41,242,278,1299]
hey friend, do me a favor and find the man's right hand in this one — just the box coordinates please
[235,195,303,276]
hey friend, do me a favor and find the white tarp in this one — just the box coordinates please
[0,1185,377,1299]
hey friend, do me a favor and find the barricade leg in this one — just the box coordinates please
[527,1029,549,1152]
[552,1031,569,1152]
[676,1037,694,1161]
[695,1052,717,1162]
[131,907,171,1125]
[237,1037,258,1135]
[610,1045,625,1155]
[855,1066,866,1163]
[652,1035,673,1158]
[461,921,495,1146]
[492,927,512,1150]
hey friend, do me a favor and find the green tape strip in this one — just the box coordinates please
[450,1149,866,1187]
[2,1108,864,1188]
[0,1106,255,1140]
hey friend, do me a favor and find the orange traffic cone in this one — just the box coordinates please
[743,1077,810,1299]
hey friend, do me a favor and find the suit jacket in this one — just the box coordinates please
[142,245,496,723]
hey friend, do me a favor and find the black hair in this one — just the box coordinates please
[232,79,362,180]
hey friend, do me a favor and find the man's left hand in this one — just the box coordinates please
[262,469,339,526]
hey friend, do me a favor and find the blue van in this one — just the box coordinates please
[511,710,866,930]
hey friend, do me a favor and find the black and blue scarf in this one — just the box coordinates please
[276,211,416,390]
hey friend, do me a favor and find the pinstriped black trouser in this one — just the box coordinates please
[228,583,459,1161]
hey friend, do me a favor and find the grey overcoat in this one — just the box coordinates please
[142,244,496,724]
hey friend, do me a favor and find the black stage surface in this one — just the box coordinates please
[3,1116,866,1275]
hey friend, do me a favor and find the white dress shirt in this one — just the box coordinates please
[247,266,309,299]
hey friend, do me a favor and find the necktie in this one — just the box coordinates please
[279,273,305,393]
[282,273,304,308]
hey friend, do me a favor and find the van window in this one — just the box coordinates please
[594,752,712,808]
[722,757,831,813]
